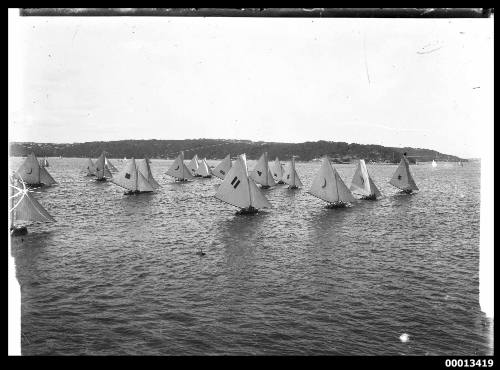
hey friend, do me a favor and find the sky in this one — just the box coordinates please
[9,11,493,158]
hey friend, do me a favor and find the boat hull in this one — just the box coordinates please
[124,190,153,195]
[360,194,377,200]
[235,206,259,215]
[10,226,28,236]
[326,201,350,209]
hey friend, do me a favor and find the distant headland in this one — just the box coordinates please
[9,139,466,163]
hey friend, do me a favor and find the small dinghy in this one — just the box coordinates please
[272,157,285,184]
[389,154,419,194]
[350,159,382,200]
[282,156,303,189]
[250,152,276,189]
[215,153,272,215]
[94,152,113,182]
[110,158,154,194]
[196,158,212,178]
[213,154,232,180]
[166,151,194,182]
[14,152,57,188]
[308,156,355,208]
[187,154,201,177]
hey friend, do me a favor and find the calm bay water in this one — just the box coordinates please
[10,157,492,355]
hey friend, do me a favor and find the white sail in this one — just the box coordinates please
[14,153,41,185]
[283,157,303,188]
[10,181,55,224]
[137,170,154,192]
[39,166,57,186]
[250,152,276,187]
[350,159,380,197]
[432,160,437,168]
[187,154,200,176]
[86,158,96,176]
[111,158,138,191]
[196,158,212,177]
[43,158,49,167]
[94,153,108,179]
[215,154,271,209]
[308,157,355,203]
[166,152,194,180]
[213,154,232,179]
[389,157,419,191]
[272,157,284,182]
[105,157,118,172]
[137,158,160,188]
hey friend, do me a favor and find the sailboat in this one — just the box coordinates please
[105,157,118,172]
[458,161,463,167]
[214,153,272,214]
[14,152,57,187]
[431,159,437,168]
[86,158,96,176]
[272,157,285,184]
[350,159,382,200]
[187,154,201,177]
[110,158,154,195]
[250,152,276,189]
[94,152,113,182]
[39,157,49,167]
[9,177,55,236]
[282,156,303,189]
[213,154,232,180]
[137,157,160,189]
[308,156,355,208]
[389,155,419,194]
[166,151,194,182]
[196,158,212,178]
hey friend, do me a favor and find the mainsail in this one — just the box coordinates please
[215,154,272,210]
[250,152,276,187]
[10,179,55,226]
[105,157,118,172]
[308,157,355,204]
[166,151,194,181]
[14,152,56,186]
[350,159,381,198]
[282,157,303,188]
[86,158,96,176]
[389,157,419,191]
[137,158,160,189]
[213,154,232,180]
[187,155,200,177]
[196,158,212,177]
[111,158,154,192]
[95,152,113,180]
[272,157,285,183]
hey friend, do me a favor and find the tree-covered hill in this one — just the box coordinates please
[9,139,466,163]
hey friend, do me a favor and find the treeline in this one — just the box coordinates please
[9,139,465,163]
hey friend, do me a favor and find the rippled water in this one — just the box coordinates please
[10,157,492,355]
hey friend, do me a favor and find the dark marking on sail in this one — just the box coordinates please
[287,174,290,179]
[27,169,32,174]
[257,170,262,177]
[174,166,179,170]
[233,180,240,189]
[360,176,364,184]
[274,173,277,177]
[398,175,402,180]
[231,176,238,185]
[125,173,131,179]
[220,170,225,175]
[322,178,327,188]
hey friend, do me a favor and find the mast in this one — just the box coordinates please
[265,152,268,186]
[292,157,295,186]
[245,155,253,208]
[335,171,339,201]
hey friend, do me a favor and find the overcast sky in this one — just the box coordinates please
[9,12,493,158]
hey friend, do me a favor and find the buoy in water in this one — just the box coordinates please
[399,333,410,343]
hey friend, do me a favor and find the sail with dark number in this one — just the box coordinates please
[282,156,303,189]
[250,152,276,188]
[389,156,419,192]
[308,157,355,206]
[213,154,232,180]
[14,153,56,187]
[111,158,154,193]
[166,151,194,181]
